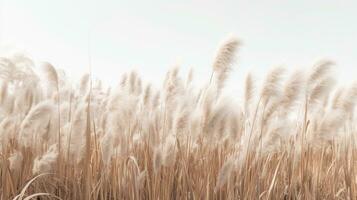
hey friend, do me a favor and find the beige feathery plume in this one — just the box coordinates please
[314,109,345,142]
[20,101,54,147]
[261,67,285,103]
[136,77,142,95]
[0,57,16,81]
[120,73,128,88]
[69,104,88,164]
[186,68,194,87]
[136,170,147,190]
[202,98,232,139]
[0,80,8,105]
[21,101,54,127]
[212,36,240,72]
[261,123,288,153]
[263,98,280,124]
[163,66,179,86]
[0,117,16,150]
[173,107,189,136]
[8,151,23,172]
[79,73,90,94]
[215,158,234,191]
[244,73,254,115]
[32,144,58,174]
[331,87,345,109]
[171,66,179,79]
[41,61,62,158]
[340,83,357,113]
[41,62,58,86]
[129,71,138,93]
[151,91,161,109]
[281,70,304,110]
[307,60,334,88]
[163,67,184,107]
[142,84,152,106]
[212,36,240,90]
[162,134,177,167]
[309,77,335,105]
[199,85,216,131]
[164,77,176,105]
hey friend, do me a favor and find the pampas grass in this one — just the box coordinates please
[32,144,58,174]
[8,151,23,172]
[1,36,357,199]
[211,36,240,91]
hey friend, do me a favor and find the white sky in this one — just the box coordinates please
[0,0,356,92]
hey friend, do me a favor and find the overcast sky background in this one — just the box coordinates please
[0,0,356,93]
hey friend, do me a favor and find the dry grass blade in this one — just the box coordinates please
[13,173,51,200]
[23,193,62,200]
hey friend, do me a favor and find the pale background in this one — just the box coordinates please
[0,0,356,92]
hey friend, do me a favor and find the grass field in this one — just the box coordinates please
[1,37,357,199]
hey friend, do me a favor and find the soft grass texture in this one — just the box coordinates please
[1,37,357,199]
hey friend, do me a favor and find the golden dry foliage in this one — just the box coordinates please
[1,37,357,200]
